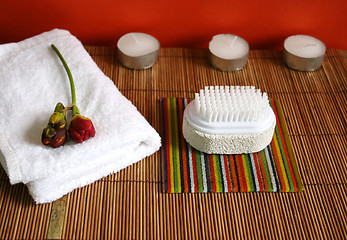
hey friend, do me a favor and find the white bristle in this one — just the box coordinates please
[194,86,270,122]
[195,93,200,113]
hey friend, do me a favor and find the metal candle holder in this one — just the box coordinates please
[283,50,325,71]
[117,48,159,70]
[117,33,160,70]
[283,35,326,71]
[208,34,249,72]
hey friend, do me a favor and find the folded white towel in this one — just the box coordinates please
[0,29,161,203]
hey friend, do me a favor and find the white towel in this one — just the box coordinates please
[0,29,161,203]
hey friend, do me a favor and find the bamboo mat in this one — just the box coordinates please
[0,47,346,239]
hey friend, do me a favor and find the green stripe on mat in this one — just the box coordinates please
[274,99,304,192]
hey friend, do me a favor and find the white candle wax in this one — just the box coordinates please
[209,34,249,60]
[117,32,160,69]
[208,34,249,71]
[284,35,326,59]
[118,33,159,57]
[283,35,326,71]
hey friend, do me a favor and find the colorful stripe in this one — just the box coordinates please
[221,155,230,192]
[250,153,260,192]
[229,155,238,191]
[161,98,302,193]
[161,99,168,192]
[270,98,297,192]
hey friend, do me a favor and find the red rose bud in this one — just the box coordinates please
[69,114,96,143]
[43,125,57,138]
[68,105,95,143]
[42,127,67,148]
[41,102,67,148]
[49,112,66,129]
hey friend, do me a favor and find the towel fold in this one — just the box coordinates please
[0,29,161,203]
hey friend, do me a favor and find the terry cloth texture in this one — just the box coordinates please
[161,98,303,193]
[0,29,161,203]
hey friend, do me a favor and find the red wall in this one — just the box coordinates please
[0,0,346,49]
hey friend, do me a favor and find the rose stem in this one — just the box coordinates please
[51,44,76,107]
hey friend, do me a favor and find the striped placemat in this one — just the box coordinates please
[161,98,303,193]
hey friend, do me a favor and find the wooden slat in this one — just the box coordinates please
[0,48,346,239]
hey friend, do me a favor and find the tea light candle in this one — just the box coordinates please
[208,34,249,71]
[117,33,160,69]
[283,35,326,71]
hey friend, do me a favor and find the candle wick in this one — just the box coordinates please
[230,36,238,47]
[131,34,140,44]
[304,43,317,47]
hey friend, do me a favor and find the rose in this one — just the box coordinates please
[41,102,67,148]
[50,44,96,144]
[42,45,96,148]
[42,127,67,148]
[68,106,96,143]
